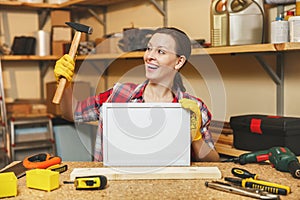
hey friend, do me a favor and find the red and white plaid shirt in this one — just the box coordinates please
[74,80,213,161]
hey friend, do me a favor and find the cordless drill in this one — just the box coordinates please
[225,146,300,179]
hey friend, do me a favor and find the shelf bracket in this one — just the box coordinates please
[87,7,107,35]
[39,60,54,99]
[149,0,168,26]
[38,9,50,30]
[1,11,11,47]
[254,52,284,115]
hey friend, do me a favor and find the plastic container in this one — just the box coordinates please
[285,10,295,20]
[289,16,300,42]
[26,169,59,192]
[0,172,17,198]
[210,0,228,47]
[271,16,289,44]
[227,0,264,45]
[297,0,300,16]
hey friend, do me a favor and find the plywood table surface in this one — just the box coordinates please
[2,161,300,200]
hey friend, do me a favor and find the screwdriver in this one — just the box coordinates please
[225,177,291,195]
[231,168,258,179]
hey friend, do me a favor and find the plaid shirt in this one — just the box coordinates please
[74,80,213,161]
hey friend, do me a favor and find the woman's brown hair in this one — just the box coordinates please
[153,27,191,92]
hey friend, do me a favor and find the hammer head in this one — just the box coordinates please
[65,22,93,34]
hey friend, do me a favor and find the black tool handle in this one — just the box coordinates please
[231,168,257,179]
[288,160,300,179]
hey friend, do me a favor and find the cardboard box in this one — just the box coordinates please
[46,81,91,116]
[95,37,123,54]
[50,10,71,27]
[52,26,72,41]
[6,100,47,117]
[52,41,70,56]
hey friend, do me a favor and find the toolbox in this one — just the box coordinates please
[230,114,300,155]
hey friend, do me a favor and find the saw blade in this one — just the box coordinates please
[0,161,27,178]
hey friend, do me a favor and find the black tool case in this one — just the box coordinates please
[230,114,300,155]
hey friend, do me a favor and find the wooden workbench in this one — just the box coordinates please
[2,162,299,200]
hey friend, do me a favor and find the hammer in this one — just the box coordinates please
[52,22,93,104]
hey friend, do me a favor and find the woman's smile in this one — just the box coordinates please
[146,63,159,70]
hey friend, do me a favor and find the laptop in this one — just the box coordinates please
[102,103,191,167]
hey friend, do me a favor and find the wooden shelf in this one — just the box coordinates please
[0,0,128,9]
[0,55,59,61]
[197,42,300,55]
[1,43,300,62]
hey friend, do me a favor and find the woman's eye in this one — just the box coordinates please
[158,49,165,54]
[146,47,152,51]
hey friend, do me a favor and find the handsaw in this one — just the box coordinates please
[0,161,27,178]
[0,153,62,178]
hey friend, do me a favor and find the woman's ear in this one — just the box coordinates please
[174,55,186,70]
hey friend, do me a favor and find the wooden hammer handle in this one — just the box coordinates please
[52,31,82,104]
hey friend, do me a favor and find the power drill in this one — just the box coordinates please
[225,146,300,179]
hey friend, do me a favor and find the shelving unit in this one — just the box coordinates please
[0,0,168,31]
[1,42,300,115]
[1,1,300,160]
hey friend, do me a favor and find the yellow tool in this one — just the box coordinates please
[225,177,291,195]
[205,181,279,199]
[26,169,60,192]
[0,172,17,198]
[47,164,68,174]
[64,175,107,190]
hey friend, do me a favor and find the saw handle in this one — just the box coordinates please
[52,31,82,104]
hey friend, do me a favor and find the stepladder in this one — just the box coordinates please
[0,58,57,163]
[0,58,9,165]
[8,115,57,161]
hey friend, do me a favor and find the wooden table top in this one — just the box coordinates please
[2,161,300,200]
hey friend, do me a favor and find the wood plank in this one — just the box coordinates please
[2,42,300,61]
[0,55,59,61]
[0,0,128,9]
[213,134,233,146]
[60,0,129,7]
[70,166,222,181]
[193,43,277,55]
[215,143,249,157]
[76,51,145,60]
[274,42,300,51]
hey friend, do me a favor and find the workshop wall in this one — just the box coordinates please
[2,0,300,121]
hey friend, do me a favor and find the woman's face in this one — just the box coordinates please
[143,33,184,87]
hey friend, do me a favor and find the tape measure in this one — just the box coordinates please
[64,175,107,190]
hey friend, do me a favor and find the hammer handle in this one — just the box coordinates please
[52,31,82,104]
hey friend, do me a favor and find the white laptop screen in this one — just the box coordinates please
[102,103,191,167]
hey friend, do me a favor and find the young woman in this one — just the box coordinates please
[54,27,220,162]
